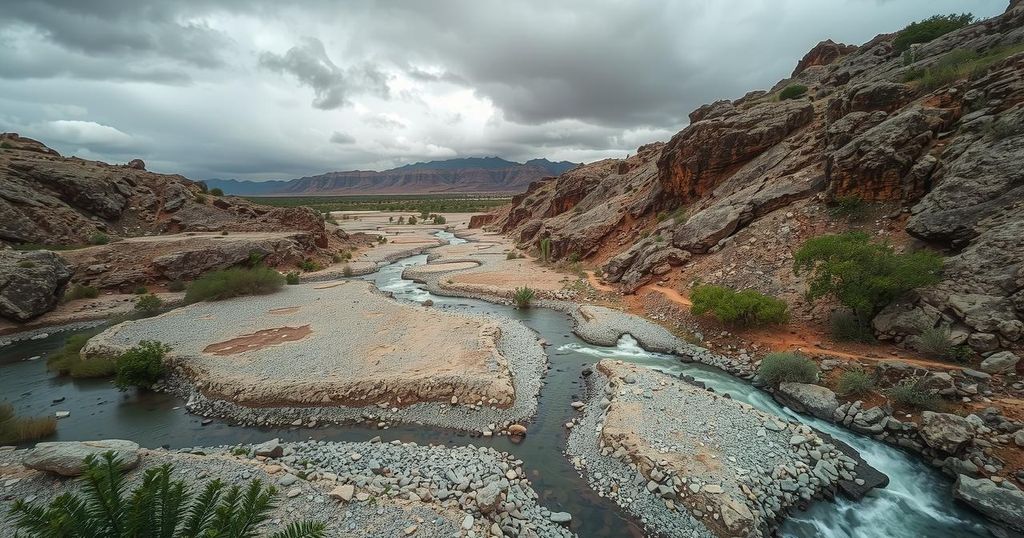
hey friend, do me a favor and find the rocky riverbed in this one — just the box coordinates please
[0,438,574,537]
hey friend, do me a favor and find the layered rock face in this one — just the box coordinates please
[0,250,72,321]
[495,3,1024,350]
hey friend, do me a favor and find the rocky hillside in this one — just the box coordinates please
[492,2,1024,354]
[207,157,578,196]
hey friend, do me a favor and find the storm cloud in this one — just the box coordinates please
[0,0,1008,180]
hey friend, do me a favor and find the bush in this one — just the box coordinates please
[829,195,868,221]
[0,403,57,445]
[830,310,876,343]
[837,368,874,396]
[114,341,171,390]
[184,267,284,303]
[916,325,953,358]
[513,287,536,308]
[66,284,99,301]
[134,293,163,315]
[195,193,207,204]
[794,232,942,320]
[433,215,446,225]
[690,285,789,327]
[297,259,321,272]
[47,332,117,378]
[133,285,149,295]
[209,187,224,196]
[167,279,186,292]
[888,380,943,411]
[893,13,974,52]
[779,84,808,100]
[408,216,417,225]
[757,352,818,385]
[506,251,520,260]
[88,232,110,245]
[285,271,300,285]
[904,44,1024,92]
[9,452,325,538]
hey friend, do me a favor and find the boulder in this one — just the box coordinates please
[23,440,141,476]
[980,351,1020,374]
[919,412,974,455]
[792,39,857,77]
[0,250,73,322]
[954,475,1024,532]
[253,438,283,458]
[775,383,840,421]
[476,482,501,514]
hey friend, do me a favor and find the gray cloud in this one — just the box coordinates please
[259,38,389,110]
[329,131,356,144]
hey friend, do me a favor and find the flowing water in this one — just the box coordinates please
[0,230,991,537]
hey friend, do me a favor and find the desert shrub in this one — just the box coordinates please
[829,310,876,343]
[285,271,300,285]
[888,379,943,411]
[779,84,808,100]
[829,195,868,221]
[506,251,519,260]
[184,267,284,303]
[916,325,953,358]
[433,215,446,225]
[133,285,149,295]
[342,264,353,277]
[513,287,536,308]
[66,284,100,301]
[246,250,265,267]
[904,44,1024,91]
[794,232,943,321]
[408,216,417,225]
[209,187,224,196]
[134,293,163,315]
[167,279,187,292]
[9,452,325,538]
[195,193,207,204]
[948,345,974,363]
[757,352,818,385]
[837,368,875,396]
[0,404,56,445]
[47,332,116,378]
[114,340,171,390]
[690,285,789,327]
[88,232,110,245]
[893,13,974,52]
[397,216,405,224]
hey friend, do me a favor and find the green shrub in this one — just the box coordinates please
[133,285,149,295]
[539,238,552,263]
[167,279,186,292]
[66,284,100,301]
[916,325,953,358]
[837,368,874,396]
[829,195,868,221]
[209,187,224,196]
[904,44,1024,92]
[690,285,789,327]
[114,341,171,390]
[296,259,321,272]
[184,267,284,303]
[88,232,110,245]
[779,84,808,100]
[0,403,57,445]
[794,232,943,320]
[134,293,163,315]
[247,250,265,267]
[285,271,301,285]
[433,215,446,225]
[47,332,117,378]
[893,13,974,52]
[829,310,876,343]
[888,380,943,411]
[9,452,325,538]
[506,251,519,260]
[513,287,536,308]
[408,216,417,225]
[757,352,819,385]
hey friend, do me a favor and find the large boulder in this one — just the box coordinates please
[792,39,857,77]
[775,382,840,421]
[954,475,1024,532]
[0,250,73,321]
[919,412,974,455]
[980,351,1020,374]
[23,440,141,476]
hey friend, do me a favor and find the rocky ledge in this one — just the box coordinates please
[1,438,574,538]
[565,361,883,537]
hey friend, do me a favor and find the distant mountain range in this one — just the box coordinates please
[204,157,578,196]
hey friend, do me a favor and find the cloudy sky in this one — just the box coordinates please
[0,0,1007,181]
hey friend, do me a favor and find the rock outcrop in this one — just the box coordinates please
[22,439,141,476]
[792,40,858,77]
[0,250,72,321]
[774,382,840,421]
[954,475,1024,532]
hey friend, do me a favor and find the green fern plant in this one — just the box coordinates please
[9,452,325,538]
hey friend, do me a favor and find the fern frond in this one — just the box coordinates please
[177,479,224,538]
[268,521,326,538]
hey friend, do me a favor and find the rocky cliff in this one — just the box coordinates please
[492,2,1024,353]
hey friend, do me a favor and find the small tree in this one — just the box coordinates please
[894,13,975,52]
[794,232,942,323]
[513,287,536,308]
[690,285,789,327]
[433,215,447,225]
[134,293,163,316]
[114,340,171,391]
[209,187,225,196]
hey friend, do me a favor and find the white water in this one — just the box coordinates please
[560,336,991,538]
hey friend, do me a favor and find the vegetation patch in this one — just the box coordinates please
[134,293,163,316]
[0,403,57,445]
[828,195,869,221]
[285,271,301,285]
[829,310,876,343]
[837,368,875,396]
[88,232,110,245]
[888,379,943,411]
[779,84,808,100]
[894,13,974,52]
[114,340,171,391]
[184,267,285,303]
[167,279,187,292]
[47,332,117,378]
[66,284,100,301]
[757,352,819,385]
[904,44,1024,92]
[513,286,536,308]
[690,284,789,327]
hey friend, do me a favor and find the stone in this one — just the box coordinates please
[507,424,527,437]
[979,351,1019,374]
[23,440,140,477]
[253,438,283,458]
[329,484,355,502]
[954,475,1024,532]
[549,512,572,524]
[968,333,1000,352]
[476,482,501,514]
[461,514,474,530]
[919,412,974,455]
[0,250,73,322]
[775,383,840,421]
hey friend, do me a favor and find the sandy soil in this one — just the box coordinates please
[82,280,514,408]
